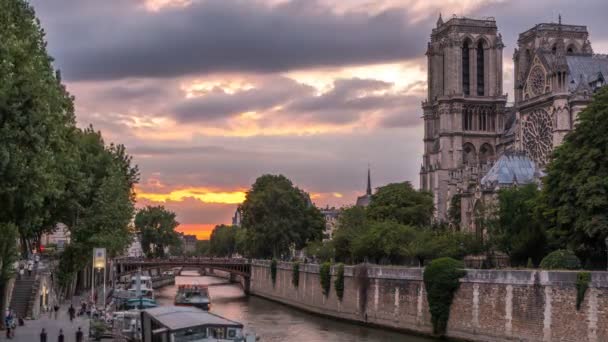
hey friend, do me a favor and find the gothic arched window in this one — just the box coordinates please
[476,41,485,96]
[463,143,477,165]
[462,41,470,96]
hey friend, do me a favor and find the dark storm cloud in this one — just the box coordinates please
[167,76,422,125]
[30,0,430,81]
[173,77,314,122]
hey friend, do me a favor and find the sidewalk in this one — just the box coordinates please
[0,295,91,342]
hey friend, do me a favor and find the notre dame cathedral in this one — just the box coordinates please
[419,15,608,236]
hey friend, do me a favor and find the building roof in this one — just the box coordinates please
[143,306,242,331]
[567,55,608,91]
[481,152,544,187]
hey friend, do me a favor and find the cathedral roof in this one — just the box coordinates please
[480,152,544,187]
[566,55,608,91]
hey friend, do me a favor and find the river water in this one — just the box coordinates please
[155,271,436,342]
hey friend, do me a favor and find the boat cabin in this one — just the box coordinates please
[141,306,253,342]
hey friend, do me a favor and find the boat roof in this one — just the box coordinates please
[143,306,243,331]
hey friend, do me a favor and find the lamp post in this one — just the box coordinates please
[605,237,608,271]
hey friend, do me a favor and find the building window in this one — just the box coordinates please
[462,41,470,96]
[477,41,484,96]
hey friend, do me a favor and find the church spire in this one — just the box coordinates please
[366,166,372,196]
[436,13,443,27]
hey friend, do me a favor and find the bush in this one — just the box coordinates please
[270,259,277,286]
[540,250,581,270]
[320,262,331,296]
[576,272,591,310]
[334,263,345,301]
[292,262,300,288]
[423,257,466,335]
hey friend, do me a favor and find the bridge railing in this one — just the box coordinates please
[115,257,250,265]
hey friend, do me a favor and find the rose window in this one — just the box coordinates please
[527,65,546,97]
[522,109,553,166]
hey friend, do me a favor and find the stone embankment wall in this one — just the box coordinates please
[249,261,608,342]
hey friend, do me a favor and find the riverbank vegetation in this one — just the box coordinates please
[0,0,139,298]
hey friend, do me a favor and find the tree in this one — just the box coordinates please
[332,206,367,263]
[209,225,238,257]
[367,182,434,227]
[489,184,547,266]
[239,175,324,258]
[541,87,608,264]
[351,221,417,264]
[195,240,210,256]
[135,206,180,258]
[0,223,18,327]
[0,0,77,254]
[304,240,335,262]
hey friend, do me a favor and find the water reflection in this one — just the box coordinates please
[155,271,436,342]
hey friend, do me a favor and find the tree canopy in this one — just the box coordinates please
[367,182,434,227]
[239,174,324,258]
[541,87,608,263]
[209,225,238,257]
[135,205,180,258]
[489,184,547,266]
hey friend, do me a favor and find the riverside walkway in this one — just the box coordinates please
[0,295,95,342]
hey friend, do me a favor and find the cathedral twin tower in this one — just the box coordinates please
[420,15,606,233]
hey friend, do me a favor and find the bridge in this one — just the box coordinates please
[114,257,252,292]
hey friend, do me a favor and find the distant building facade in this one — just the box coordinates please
[127,234,144,257]
[183,234,198,254]
[319,206,339,241]
[420,15,607,236]
[41,223,70,251]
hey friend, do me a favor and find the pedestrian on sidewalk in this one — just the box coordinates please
[57,329,64,342]
[76,327,83,342]
[27,262,33,276]
[40,328,47,342]
[18,264,24,280]
[53,304,59,319]
[4,310,12,339]
[68,305,75,322]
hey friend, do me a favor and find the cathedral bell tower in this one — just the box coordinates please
[420,15,508,221]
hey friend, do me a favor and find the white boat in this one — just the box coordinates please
[129,275,154,299]
[140,306,257,342]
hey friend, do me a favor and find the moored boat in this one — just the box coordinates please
[140,306,257,342]
[174,284,211,310]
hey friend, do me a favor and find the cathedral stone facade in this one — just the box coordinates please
[420,16,608,235]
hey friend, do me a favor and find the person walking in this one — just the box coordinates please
[68,305,75,322]
[27,262,33,277]
[40,328,47,342]
[53,304,59,319]
[18,264,24,280]
[76,327,84,342]
[57,329,64,342]
[4,308,12,339]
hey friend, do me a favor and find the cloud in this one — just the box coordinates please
[31,0,430,81]
[136,186,246,204]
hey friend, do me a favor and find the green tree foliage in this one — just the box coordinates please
[57,128,138,286]
[539,249,581,270]
[305,240,335,263]
[320,262,331,296]
[351,221,416,264]
[367,182,434,227]
[576,272,591,311]
[423,257,466,335]
[332,206,367,263]
[448,194,462,226]
[0,223,18,323]
[195,240,210,256]
[334,263,345,301]
[406,229,485,266]
[135,206,180,258]
[239,174,324,258]
[489,184,547,266]
[0,0,77,253]
[209,225,238,257]
[292,262,300,288]
[541,87,608,263]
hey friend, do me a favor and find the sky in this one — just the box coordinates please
[29,0,608,239]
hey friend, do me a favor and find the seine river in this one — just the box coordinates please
[155,271,436,342]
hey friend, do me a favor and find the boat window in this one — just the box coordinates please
[228,328,237,338]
